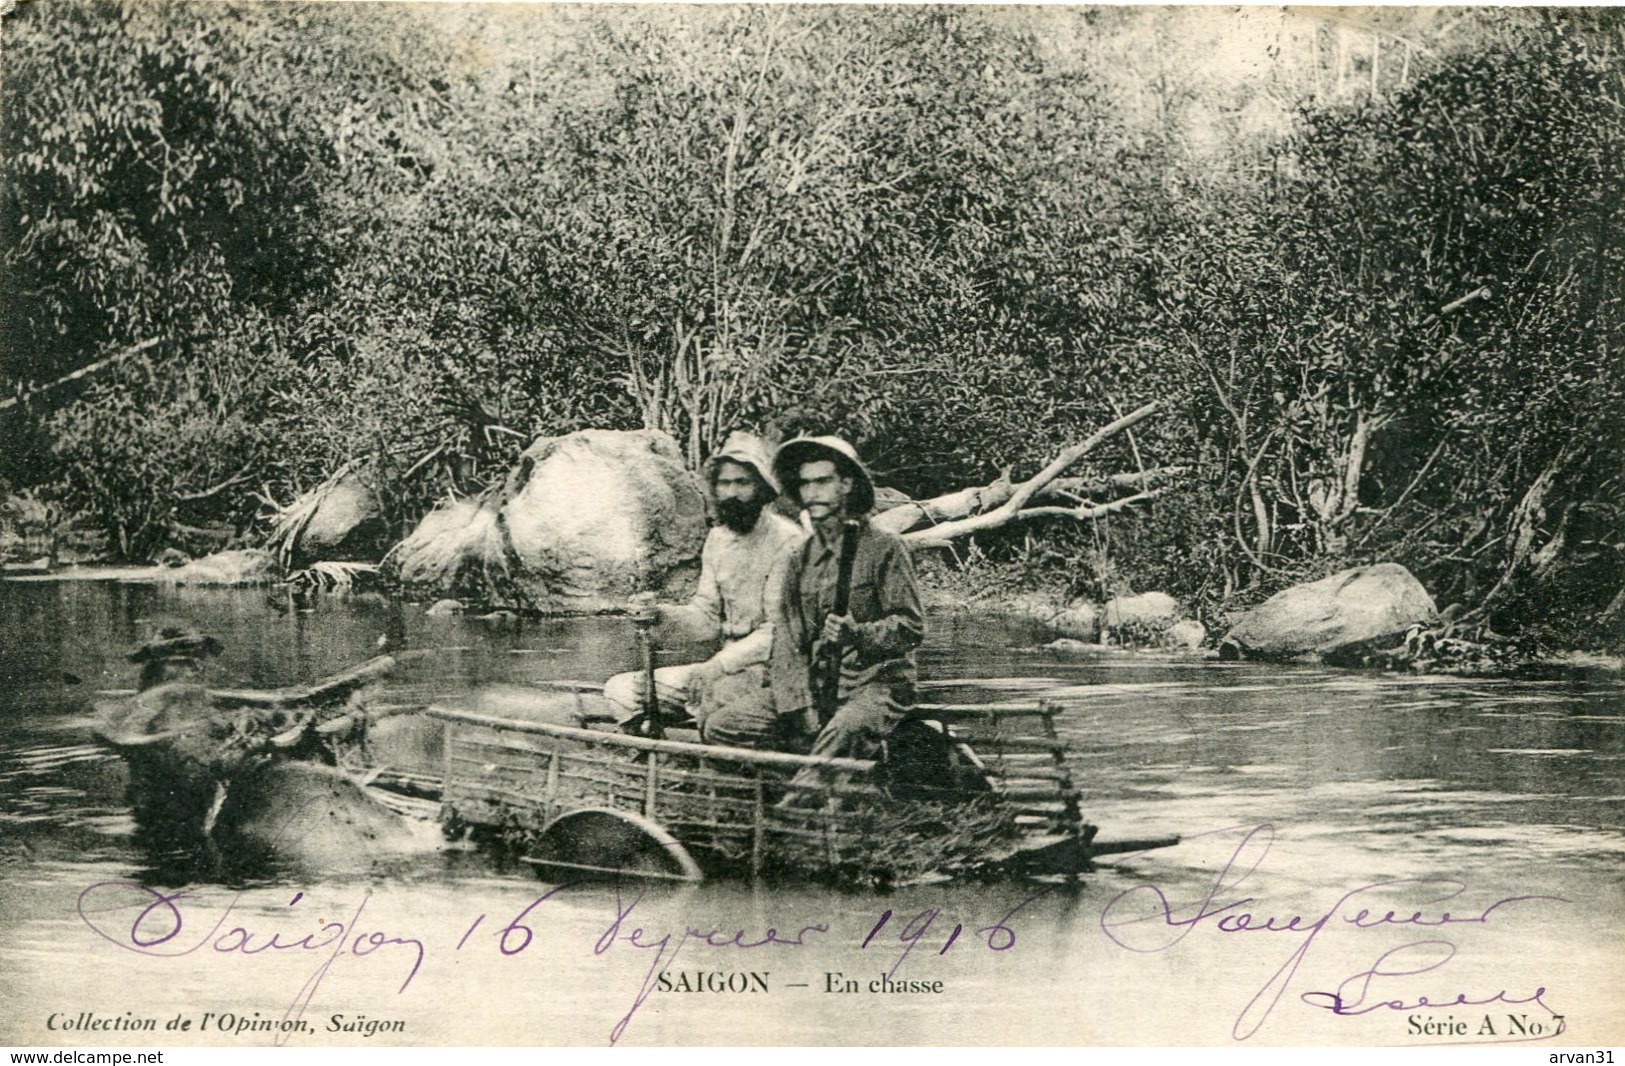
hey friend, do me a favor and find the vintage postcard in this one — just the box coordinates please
[2,1,1621,1051]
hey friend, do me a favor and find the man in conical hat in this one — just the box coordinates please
[741,435,922,764]
[604,430,803,736]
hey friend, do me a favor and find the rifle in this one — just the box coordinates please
[814,519,861,728]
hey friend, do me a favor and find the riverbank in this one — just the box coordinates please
[11,559,1617,679]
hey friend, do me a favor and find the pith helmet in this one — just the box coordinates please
[704,430,780,498]
[772,435,876,515]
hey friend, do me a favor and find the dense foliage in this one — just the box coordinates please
[2,4,1620,645]
[1146,12,1625,641]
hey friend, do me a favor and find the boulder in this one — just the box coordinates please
[288,472,386,567]
[390,429,708,610]
[978,590,1101,642]
[1101,591,1181,634]
[392,500,506,596]
[500,429,707,612]
[977,591,1198,649]
[159,548,277,586]
[424,598,466,616]
[154,547,189,568]
[1045,603,1101,642]
[1219,563,1438,663]
[1163,618,1207,651]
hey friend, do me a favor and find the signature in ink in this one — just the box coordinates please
[76,881,424,1045]
[1097,822,1568,1041]
[1300,939,1558,1026]
[71,818,1053,1047]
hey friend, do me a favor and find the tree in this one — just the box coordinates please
[1158,10,1625,633]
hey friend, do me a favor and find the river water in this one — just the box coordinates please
[1,577,1621,1047]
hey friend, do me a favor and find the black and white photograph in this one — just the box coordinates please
[1,1,1621,1050]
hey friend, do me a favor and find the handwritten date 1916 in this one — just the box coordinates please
[75,876,1052,1047]
[859,887,1051,978]
[1096,822,1569,1043]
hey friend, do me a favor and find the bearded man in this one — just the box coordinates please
[603,431,803,738]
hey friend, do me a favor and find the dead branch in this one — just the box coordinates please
[873,466,1186,536]
[1005,489,1167,522]
[905,490,1168,551]
[897,402,1162,546]
[175,465,255,504]
[1043,468,1187,504]
[1439,286,1491,315]
[872,467,1014,535]
[1,338,161,411]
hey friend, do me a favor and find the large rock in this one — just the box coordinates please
[1220,563,1438,663]
[1046,602,1101,642]
[159,548,277,586]
[976,590,1101,642]
[288,472,386,567]
[390,429,708,610]
[1163,618,1207,651]
[1101,592,1181,634]
[500,429,706,611]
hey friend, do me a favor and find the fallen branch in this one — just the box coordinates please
[1008,489,1168,522]
[1043,468,1186,503]
[905,489,1169,550]
[872,468,1014,535]
[897,402,1162,546]
[1,338,161,411]
[1439,286,1491,315]
[175,465,255,503]
[874,465,1185,536]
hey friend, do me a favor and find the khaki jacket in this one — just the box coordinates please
[768,518,922,723]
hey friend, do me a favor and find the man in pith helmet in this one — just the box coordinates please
[604,430,804,736]
[746,435,923,764]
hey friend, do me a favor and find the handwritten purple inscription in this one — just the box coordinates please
[77,879,1041,1046]
[1097,822,1568,1041]
[76,882,424,1046]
